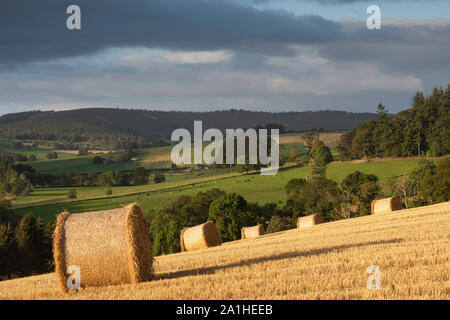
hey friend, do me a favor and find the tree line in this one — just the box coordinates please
[12,164,165,190]
[339,84,450,160]
[0,202,53,280]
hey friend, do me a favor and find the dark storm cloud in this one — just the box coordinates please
[2,0,449,68]
[0,0,339,65]
[252,0,434,3]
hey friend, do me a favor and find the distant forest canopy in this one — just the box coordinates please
[0,109,378,148]
[347,84,450,159]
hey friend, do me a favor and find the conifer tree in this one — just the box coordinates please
[0,224,19,279]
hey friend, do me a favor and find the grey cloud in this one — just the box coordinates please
[251,0,438,4]
[2,0,449,69]
[0,0,339,65]
[316,19,450,74]
[0,44,438,115]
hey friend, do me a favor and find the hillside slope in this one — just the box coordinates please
[1,202,448,300]
[0,109,377,142]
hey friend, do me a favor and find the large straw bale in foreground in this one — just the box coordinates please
[53,203,152,291]
[297,214,323,229]
[371,197,402,215]
[241,224,264,239]
[180,221,222,252]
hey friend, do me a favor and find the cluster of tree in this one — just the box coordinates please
[349,85,450,159]
[0,202,53,280]
[46,152,58,160]
[0,152,36,163]
[20,165,165,189]
[380,157,449,208]
[147,189,288,256]
[280,131,334,167]
[0,141,28,150]
[286,156,449,222]
[0,119,145,150]
[91,143,138,164]
[0,161,33,197]
[284,166,371,222]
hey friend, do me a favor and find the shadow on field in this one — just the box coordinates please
[155,238,403,280]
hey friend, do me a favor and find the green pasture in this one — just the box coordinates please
[23,156,139,175]
[0,145,76,161]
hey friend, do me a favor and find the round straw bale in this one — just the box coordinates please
[297,214,323,229]
[241,224,265,239]
[53,203,152,291]
[180,221,222,252]
[371,197,403,215]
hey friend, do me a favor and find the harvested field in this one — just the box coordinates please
[279,132,345,149]
[1,202,448,299]
[141,155,174,169]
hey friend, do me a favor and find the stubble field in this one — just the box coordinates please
[0,201,448,300]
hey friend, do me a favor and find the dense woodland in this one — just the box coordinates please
[341,85,450,159]
[0,205,53,280]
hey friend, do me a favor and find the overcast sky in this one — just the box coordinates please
[1,0,449,115]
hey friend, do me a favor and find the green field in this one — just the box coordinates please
[13,158,427,224]
[18,146,172,174]
[280,143,307,159]
[11,167,239,208]
[0,145,77,161]
[23,155,141,175]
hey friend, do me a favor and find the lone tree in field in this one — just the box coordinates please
[67,189,77,201]
[310,139,333,167]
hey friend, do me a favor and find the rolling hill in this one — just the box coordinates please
[1,201,448,299]
[0,109,378,142]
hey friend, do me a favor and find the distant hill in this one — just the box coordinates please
[0,108,378,146]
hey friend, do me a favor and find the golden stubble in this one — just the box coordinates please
[0,202,448,300]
